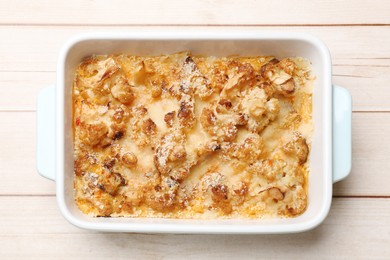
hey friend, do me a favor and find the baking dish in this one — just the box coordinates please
[36,31,352,234]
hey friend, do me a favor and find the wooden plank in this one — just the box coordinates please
[0,112,389,196]
[0,197,389,258]
[0,72,55,111]
[1,2,386,258]
[333,112,390,196]
[2,65,389,112]
[1,0,390,25]
[0,112,56,195]
[332,65,390,112]
[1,26,390,73]
[1,26,390,112]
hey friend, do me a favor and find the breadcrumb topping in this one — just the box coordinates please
[73,52,314,218]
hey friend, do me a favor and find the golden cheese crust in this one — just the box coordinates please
[73,52,314,218]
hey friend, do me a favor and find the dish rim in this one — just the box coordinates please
[55,31,333,234]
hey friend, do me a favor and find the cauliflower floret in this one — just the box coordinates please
[260,58,297,96]
[79,122,109,147]
[240,88,280,133]
[154,131,189,180]
[283,133,309,165]
[110,77,135,105]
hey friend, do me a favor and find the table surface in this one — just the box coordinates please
[1,1,390,259]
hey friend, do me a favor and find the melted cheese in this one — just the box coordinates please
[73,53,314,219]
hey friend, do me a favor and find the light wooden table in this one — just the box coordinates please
[1,1,389,259]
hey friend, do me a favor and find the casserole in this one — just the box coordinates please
[72,52,315,219]
[36,31,352,234]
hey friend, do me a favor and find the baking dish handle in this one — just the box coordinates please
[35,85,351,183]
[332,85,352,183]
[36,85,56,181]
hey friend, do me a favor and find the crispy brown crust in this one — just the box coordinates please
[73,52,313,219]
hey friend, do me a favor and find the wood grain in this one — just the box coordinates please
[333,113,390,196]
[1,26,390,112]
[0,1,388,257]
[1,0,390,26]
[0,112,56,195]
[333,65,390,111]
[0,112,388,196]
[0,72,55,111]
[2,65,390,112]
[0,197,389,259]
[1,26,390,73]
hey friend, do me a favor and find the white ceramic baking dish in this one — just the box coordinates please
[36,31,351,234]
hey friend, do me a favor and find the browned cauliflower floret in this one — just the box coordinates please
[110,122,127,141]
[111,77,135,105]
[260,58,279,77]
[166,54,212,100]
[250,159,291,183]
[280,186,307,216]
[79,122,109,147]
[200,107,240,142]
[260,58,297,96]
[74,154,97,177]
[256,182,306,216]
[219,73,245,102]
[219,62,257,102]
[232,182,249,205]
[80,169,126,206]
[216,99,233,114]
[111,104,131,123]
[154,132,187,177]
[98,171,126,196]
[233,182,249,197]
[200,108,218,135]
[125,106,157,147]
[182,56,213,99]
[267,187,284,202]
[147,177,179,212]
[79,57,120,86]
[89,192,115,217]
[278,58,296,74]
[200,172,233,215]
[258,81,276,97]
[283,133,309,165]
[278,78,295,94]
[76,57,121,106]
[211,184,228,201]
[82,88,110,106]
[224,134,264,164]
[240,88,280,133]
[177,95,196,129]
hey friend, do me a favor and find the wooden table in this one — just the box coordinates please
[1,1,389,258]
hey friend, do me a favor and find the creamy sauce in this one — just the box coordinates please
[73,53,314,219]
